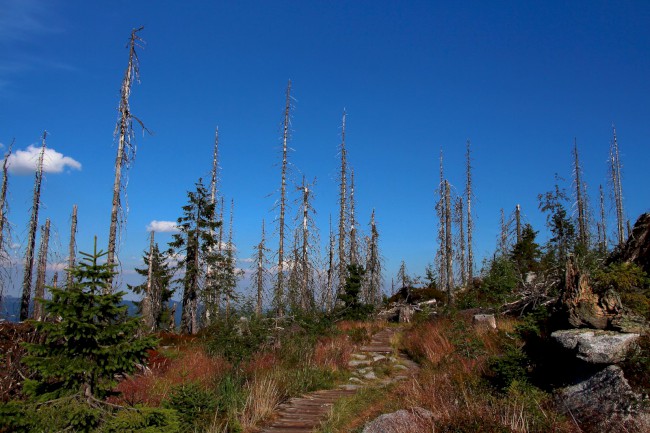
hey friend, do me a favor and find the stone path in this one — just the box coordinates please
[257,326,418,433]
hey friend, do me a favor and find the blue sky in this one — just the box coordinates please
[2,0,650,300]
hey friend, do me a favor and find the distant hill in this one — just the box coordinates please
[0,295,182,325]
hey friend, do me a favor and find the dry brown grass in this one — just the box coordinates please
[313,333,354,371]
[400,319,455,365]
[387,316,580,433]
[110,346,230,406]
[240,375,281,429]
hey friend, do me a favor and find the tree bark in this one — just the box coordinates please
[338,110,348,296]
[275,80,291,317]
[67,204,78,289]
[142,230,155,331]
[107,27,145,291]
[20,132,46,321]
[33,218,50,321]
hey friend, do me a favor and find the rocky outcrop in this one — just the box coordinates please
[361,407,434,433]
[551,329,639,364]
[610,213,650,275]
[556,365,650,432]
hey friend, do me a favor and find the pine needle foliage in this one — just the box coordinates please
[22,239,157,401]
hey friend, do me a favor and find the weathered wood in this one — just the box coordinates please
[20,133,46,321]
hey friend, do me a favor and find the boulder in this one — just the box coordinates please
[609,213,650,275]
[556,365,650,432]
[472,314,497,329]
[362,407,434,433]
[551,329,639,364]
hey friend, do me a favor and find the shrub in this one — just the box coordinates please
[0,396,101,433]
[593,262,650,319]
[487,343,530,391]
[163,382,218,432]
[101,407,180,433]
[457,256,517,308]
[204,316,272,364]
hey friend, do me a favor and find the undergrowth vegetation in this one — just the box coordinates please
[319,314,579,433]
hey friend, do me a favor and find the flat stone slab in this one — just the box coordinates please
[551,329,639,364]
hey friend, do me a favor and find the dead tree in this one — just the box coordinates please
[33,218,50,321]
[597,184,607,254]
[224,199,236,320]
[499,208,508,254]
[349,168,359,266]
[107,27,146,291]
[274,80,292,317]
[515,205,521,244]
[455,198,466,287]
[0,140,13,258]
[20,132,46,321]
[435,149,447,291]
[0,140,11,307]
[142,230,155,331]
[295,176,319,311]
[609,125,625,246]
[337,110,348,294]
[466,140,474,284]
[252,219,269,317]
[444,180,453,301]
[325,216,335,311]
[203,128,220,326]
[365,209,382,305]
[67,204,78,288]
[573,138,589,247]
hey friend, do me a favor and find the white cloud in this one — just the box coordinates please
[8,145,81,175]
[239,257,254,263]
[147,220,179,233]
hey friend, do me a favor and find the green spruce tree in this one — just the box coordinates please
[22,239,157,401]
[129,241,175,331]
[169,179,219,334]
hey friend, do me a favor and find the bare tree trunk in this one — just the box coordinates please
[20,132,46,321]
[437,149,446,291]
[338,110,348,295]
[254,219,267,317]
[326,216,335,312]
[466,140,474,285]
[275,80,291,318]
[515,204,522,244]
[500,208,508,254]
[300,176,310,310]
[610,125,625,246]
[0,139,13,257]
[211,128,219,205]
[349,168,358,266]
[33,219,50,321]
[444,180,453,302]
[204,128,220,326]
[107,27,145,291]
[456,198,466,287]
[67,204,78,289]
[573,138,588,247]
[142,230,155,331]
[226,198,235,320]
[598,184,607,254]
